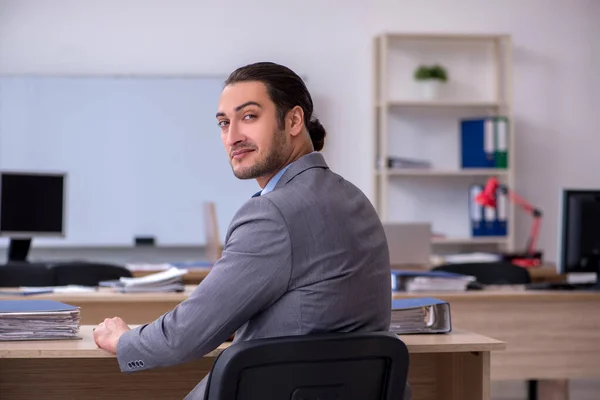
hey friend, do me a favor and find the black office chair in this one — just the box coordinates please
[204,331,409,400]
[48,261,132,286]
[0,263,57,287]
[433,261,531,285]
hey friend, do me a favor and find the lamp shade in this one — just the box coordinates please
[475,177,500,208]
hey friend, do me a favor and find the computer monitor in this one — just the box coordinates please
[558,189,600,290]
[0,171,66,263]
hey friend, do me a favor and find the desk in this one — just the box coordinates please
[1,287,597,398]
[393,290,600,400]
[0,326,504,400]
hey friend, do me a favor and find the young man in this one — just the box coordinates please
[94,62,405,399]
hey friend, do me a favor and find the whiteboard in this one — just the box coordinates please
[0,75,259,247]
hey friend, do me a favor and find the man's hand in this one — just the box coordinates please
[93,317,131,354]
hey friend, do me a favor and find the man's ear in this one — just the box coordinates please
[287,106,305,137]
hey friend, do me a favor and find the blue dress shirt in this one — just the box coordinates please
[260,163,292,196]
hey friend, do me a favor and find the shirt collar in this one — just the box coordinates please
[260,163,292,196]
[259,151,319,196]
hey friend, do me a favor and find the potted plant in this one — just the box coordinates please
[413,64,448,100]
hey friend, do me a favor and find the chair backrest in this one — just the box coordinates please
[433,261,531,285]
[0,263,57,287]
[204,331,409,400]
[49,262,132,286]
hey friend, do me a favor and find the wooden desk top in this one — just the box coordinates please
[0,326,227,359]
[0,326,504,359]
[399,329,505,353]
[2,285,599,303]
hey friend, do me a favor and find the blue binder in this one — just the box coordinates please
[391,297,448,310]
[390,297,452,334]
[0,299,78,313]
[460,117,495,168]
[494,187,508,236]
[469,184,485,236]
[483,201,496,236]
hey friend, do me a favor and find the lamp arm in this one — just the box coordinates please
[499,186,543,255]
[528,217,542,256]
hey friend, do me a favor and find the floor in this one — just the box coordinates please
[492,380,600,400]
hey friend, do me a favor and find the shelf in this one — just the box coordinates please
[373,32,515,252]
[432,236,509,245]
[380,169,509,177]
[380,100,502,108]
[381,33,509,42]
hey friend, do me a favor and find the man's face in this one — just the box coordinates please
[216,81,288,180]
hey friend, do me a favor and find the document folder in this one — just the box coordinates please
[389,297,452,334]
[460,117,495,168]
[0,300,81,341]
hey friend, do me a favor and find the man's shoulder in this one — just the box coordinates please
[233,195,285,221]
[267,166,365,204]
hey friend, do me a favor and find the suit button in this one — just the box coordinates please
[127,362,133,369]
[139,360,145,367]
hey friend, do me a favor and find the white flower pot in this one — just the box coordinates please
[419,80,442,100]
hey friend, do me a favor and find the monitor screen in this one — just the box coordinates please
[0,172,65,236]
[559,190,600,274]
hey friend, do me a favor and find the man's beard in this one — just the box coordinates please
[231,129,288,180]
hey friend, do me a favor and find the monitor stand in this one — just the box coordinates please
[593,257,600,291]
[7,238,32,263]
[564,257,600,291]
[581,253,600,291]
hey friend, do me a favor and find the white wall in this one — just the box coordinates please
[0,0,598,261]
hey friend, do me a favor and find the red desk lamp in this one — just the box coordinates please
[475,177,543,268]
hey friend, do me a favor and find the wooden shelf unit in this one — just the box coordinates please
[372,32,515,251]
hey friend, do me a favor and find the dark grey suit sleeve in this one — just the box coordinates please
[116,197,292,372]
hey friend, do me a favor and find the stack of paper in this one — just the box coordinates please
[438,252,502,264]
[389,297,452,334]
[0,300,81,341]
[391,270,475,292]
[100,267,187,293]
[125,263,172,272]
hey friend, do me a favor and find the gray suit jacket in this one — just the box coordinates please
[117,152,410,399]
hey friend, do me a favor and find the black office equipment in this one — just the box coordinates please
[0,171,66,263]
[134,236,156,246]
[204,331,409,400]
[557,189,600,290]
[0,263,57,287]
[49,262,132,286]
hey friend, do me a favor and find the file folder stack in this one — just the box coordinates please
[460,116,509,169]
[389,297,452,334]
[469,184,508,237]
[0,300,81,341]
